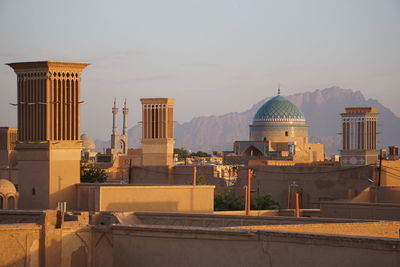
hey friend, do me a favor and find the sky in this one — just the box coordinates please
[0,0,399,141]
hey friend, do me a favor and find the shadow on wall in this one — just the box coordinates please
[0,224,90,267]
[105,201,179,213]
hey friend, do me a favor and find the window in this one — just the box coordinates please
[285,131,289,136]
[0,196,3,209]
[32,188,36,195]
[7,196,15,209]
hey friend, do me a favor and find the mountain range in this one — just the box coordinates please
[95,87,400,156]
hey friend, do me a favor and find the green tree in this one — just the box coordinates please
[174,147,190,159]
[190,151,211,157]
[80,163,107,183]
[251,194,280,210]
[214,191,244,211]
[214,191,279,211]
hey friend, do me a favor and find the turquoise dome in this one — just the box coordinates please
[253,95,306,124]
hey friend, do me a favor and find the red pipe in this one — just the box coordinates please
[193,166,197,185]
[246,168,251,216]
[295,192,300,218]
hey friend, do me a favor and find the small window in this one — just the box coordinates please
[7,196,15,209]
[263,137,267,141]
[285,131,289,136]
[0,196,3,209]
[32,188,36,195]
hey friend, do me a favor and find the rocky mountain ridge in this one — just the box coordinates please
[95,87,400,156]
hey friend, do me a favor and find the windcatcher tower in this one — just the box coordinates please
[7,61,88,210]
[140,98,175,166]
[340,107,379,166]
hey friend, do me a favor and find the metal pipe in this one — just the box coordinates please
[193,166,197,185]
[246,168,251,216]
[295,192,300,218]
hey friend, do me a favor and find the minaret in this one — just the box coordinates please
[111,98,119,151]
[121,98,129,154]
[123,98,128,136]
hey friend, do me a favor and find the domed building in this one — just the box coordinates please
[81,133,96,152]
[81,133,97,163]
[233,90,324,164]
[250,95,309,143]
[0,179,18,209]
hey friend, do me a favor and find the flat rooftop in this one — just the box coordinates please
[230,221,400,239]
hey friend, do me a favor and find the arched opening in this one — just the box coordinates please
[7,196,15,209]
[242,145,263,157]
[0,196,3,209]
[119,140,126,154]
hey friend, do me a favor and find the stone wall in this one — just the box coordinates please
[0,223,41,267]
[0,210,91,267]
[321,201,400,220]
[76,184,215,213]
[130,165,227,191]
[93,223,400,267]
[234,165,374,208]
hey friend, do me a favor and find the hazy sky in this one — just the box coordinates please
[0,0,399,140]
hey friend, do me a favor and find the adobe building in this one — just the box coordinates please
[5,60,215,213]
[7,61,89,210]
[0,127,18,184]
[141,98,175,166]
[340,107,379,166]
[232,89,324,165]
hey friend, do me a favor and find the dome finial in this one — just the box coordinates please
[278,83,281,96]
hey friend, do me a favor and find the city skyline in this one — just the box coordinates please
[0,0,399,141]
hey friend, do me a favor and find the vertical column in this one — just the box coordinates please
[71,76,75,140]
[361,120,364,150]
[66,76,71,140]
[142,104,145,139]
[53,78,58,140]
[343,120,346,150]
[47,72,52,140]
[17,74,22,140]
[158,105,161,138]
[348,118,352,149]
[357,118,360,150]
[168,105,174,138]
[29,75,33,140]
[37,74,41,140]
[75,76,81,140]
[152,105,155,138]
[62,76,67,140]
[33,75,37,141]
[144,104,150,139]
[162,104,165,138]
[367,119,371,150]
[373,119,376,149]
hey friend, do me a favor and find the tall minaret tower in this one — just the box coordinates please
[121,98,128,154]
[111,98,119,151]
[7,61,88,210]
